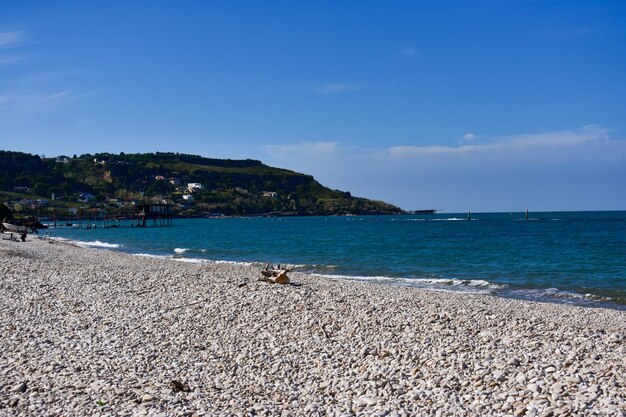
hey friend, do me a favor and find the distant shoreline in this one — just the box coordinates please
[35,209,626,223]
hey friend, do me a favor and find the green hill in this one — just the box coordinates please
[0,151,404,216]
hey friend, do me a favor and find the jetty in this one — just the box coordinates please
[43,204,174,229]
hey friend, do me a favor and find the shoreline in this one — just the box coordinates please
[1,238,625,415]
[49,235,626,311]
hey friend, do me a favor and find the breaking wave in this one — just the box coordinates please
[67,239,122,249]
[311,273,506,294]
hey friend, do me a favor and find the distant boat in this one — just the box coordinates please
[411,209,437,215]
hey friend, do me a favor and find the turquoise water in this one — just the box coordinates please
[46,211,626,309]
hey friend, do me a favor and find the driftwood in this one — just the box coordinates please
[259,263,292,284]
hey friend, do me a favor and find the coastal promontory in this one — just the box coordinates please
[0,150,403,217]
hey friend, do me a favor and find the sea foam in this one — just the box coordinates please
[69,240,122,249]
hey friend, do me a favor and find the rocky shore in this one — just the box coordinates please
[1,238,624,416]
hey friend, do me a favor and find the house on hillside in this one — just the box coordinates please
[187,183,203,192]
[107,198,122,207]
[262,191,279,198]
[19,199,45,210]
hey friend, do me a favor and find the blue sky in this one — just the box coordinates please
[1,1,625,212]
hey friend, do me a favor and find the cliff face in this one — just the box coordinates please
[0,151,404,216]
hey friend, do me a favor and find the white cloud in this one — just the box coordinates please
[389,126,610,158]
[265,127,617,166]
[311,83,358,95]
[0,55,26,66]
[0,31,26,67]
[261,126,626,211]
[0,89,100,114]
[0,30,97,119]
[462,133,476,142]
[0,31,25,48]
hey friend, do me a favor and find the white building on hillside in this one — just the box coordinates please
[187,183,203,192]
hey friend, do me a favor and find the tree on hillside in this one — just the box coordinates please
[0,203,13,221]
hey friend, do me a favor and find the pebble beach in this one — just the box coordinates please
[0,238,625,416]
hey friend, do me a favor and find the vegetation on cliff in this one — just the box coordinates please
[0,151,404,216]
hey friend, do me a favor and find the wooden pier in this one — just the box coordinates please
[136,204,174,227]
[44,204,175,229]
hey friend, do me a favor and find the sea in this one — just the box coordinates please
[45,211,626,310]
